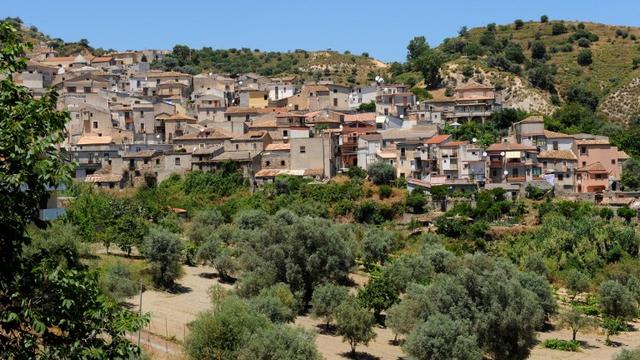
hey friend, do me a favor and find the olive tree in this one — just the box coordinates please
[362,228,395,266]
[558,309,597,341]
[310,283,349,327]
[237,324,322,360]
[335,297,376,356]
[404,314,482,360]
[144,227,183,288]
[367,162,396,185]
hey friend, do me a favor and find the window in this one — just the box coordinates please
[266,161,271,166]
[553,141,558,150]
[252,143,256,150]
[542,161,547,167]
[245,114,250,121]
[299,146,306,153]
[492,170,497,177]
[140,123,145,131]
[263,94,268,100]
[235,144,239,150]
[155,159,160,165]
[143,159,148,164]
[140,111,144,116]
[175,157,181,166]
[582,161,586,167]
[84,87,91,93]
[280,160,285,166]
[92,121,98,129]
[283,130,289,137]
[227,116,231,121]
[611,159,616,164]
[580,147,586,155]
[558,174,564,181]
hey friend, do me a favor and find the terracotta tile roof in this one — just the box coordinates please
[249,118,277,128]
[577,162,609,173]
[425,134,452,145]
[376,149,397,159]
[543,129,572,139]
[255,169,282,177]
[618,151,631,160]
[538,150,577,160]
[41,56,74,63]
[164,113,197,123]
[344,113,376,122]
[76,136,113,145]
[265,143,291,151]
[174,128,233,141]
[359,133,382,142]
[304,84,330,92]
[225,107,286,115]
[439,140,469,147]
[232,130,268,141]
[486,142,537,152]
[575,139,610,146]
[518,115,544,124]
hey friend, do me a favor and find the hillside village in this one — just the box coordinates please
[16,32,639,217]
[5,13,640,360]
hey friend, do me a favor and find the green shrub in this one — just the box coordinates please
[577,49,593,66]
[378,185,392,199]
[543,339,580,352]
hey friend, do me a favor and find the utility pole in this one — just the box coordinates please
[137,281,143,347]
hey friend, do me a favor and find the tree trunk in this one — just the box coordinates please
[572,330,577,341]
[351,341,356,356]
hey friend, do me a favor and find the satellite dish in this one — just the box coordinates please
[482,151,487,157]
[472,137,477,143]
[400,114,404,119]
[503,170,509,176]
[500,151,505,156]
[374,75,381,82]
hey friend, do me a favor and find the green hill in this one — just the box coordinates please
[436,19,640,125]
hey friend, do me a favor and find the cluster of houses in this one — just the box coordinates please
[17,46,632,200]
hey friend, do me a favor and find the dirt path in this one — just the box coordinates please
[529,321,640,360]
[296,315,404,360]
[124,264,232,342]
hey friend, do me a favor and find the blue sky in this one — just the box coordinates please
[4,0,640,62]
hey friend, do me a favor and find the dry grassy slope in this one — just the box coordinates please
[296,51,389,85]
[448,21,640,123]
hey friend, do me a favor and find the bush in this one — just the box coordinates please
[552,22,568,35]
[367,162,396,185]
[541,15,549,23]
[101,262,138,302]
[577,49,593,66]
[543,339,580,352]
[346,166,367,179]
[378,185,392,199]
[531,41,547,60]
[514,19,524,30]
[577,38,591,48]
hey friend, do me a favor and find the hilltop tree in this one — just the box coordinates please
[541,15,549,23]
[406,36,444,88]
[0,21,146,357]
[514,19,525,30]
